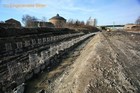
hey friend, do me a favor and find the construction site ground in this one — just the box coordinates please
[25,31,140,93]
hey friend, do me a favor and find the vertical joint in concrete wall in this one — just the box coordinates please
[24,40,30,47]
[5,43,12,51]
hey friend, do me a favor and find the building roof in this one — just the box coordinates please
[5,18,20,23]
[49,14,66,20]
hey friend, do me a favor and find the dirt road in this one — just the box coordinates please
[47,31,140,93]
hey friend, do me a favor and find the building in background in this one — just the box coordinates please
[86,17,97,27]
[124,24,140,31]
[49,14,66,28]
[5,18,21,28]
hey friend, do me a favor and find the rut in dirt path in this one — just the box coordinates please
[47,31,140,93]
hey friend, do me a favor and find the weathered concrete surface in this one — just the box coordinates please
[24,36,93,93]
[48,31,140,93]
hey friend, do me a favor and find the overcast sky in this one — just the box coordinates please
[0,0,140,25]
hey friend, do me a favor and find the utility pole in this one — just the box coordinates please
[113,21,115,31]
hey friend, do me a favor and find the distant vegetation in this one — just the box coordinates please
[135,16,140,25]
[0,14,99,34]
[21,14,99,32]
[66,19,99,33]
[22,15,47,27]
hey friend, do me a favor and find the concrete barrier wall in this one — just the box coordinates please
[0,32,95,92]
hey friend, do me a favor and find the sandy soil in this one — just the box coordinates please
[46,31,140,93]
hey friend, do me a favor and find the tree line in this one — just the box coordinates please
[22,15,95,28]
[136,16,140,25]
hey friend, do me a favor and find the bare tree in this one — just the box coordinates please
[135,16,140,25]
[81,21,85,25]
[0,21,4,23]
[86,17,91,26]
[42,17,47,22]
[67,19,74,25]
[66,19,86,28]
[22,15,38,27]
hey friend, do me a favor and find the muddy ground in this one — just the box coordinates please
[26,31,140,93]
[47,31,140,93]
